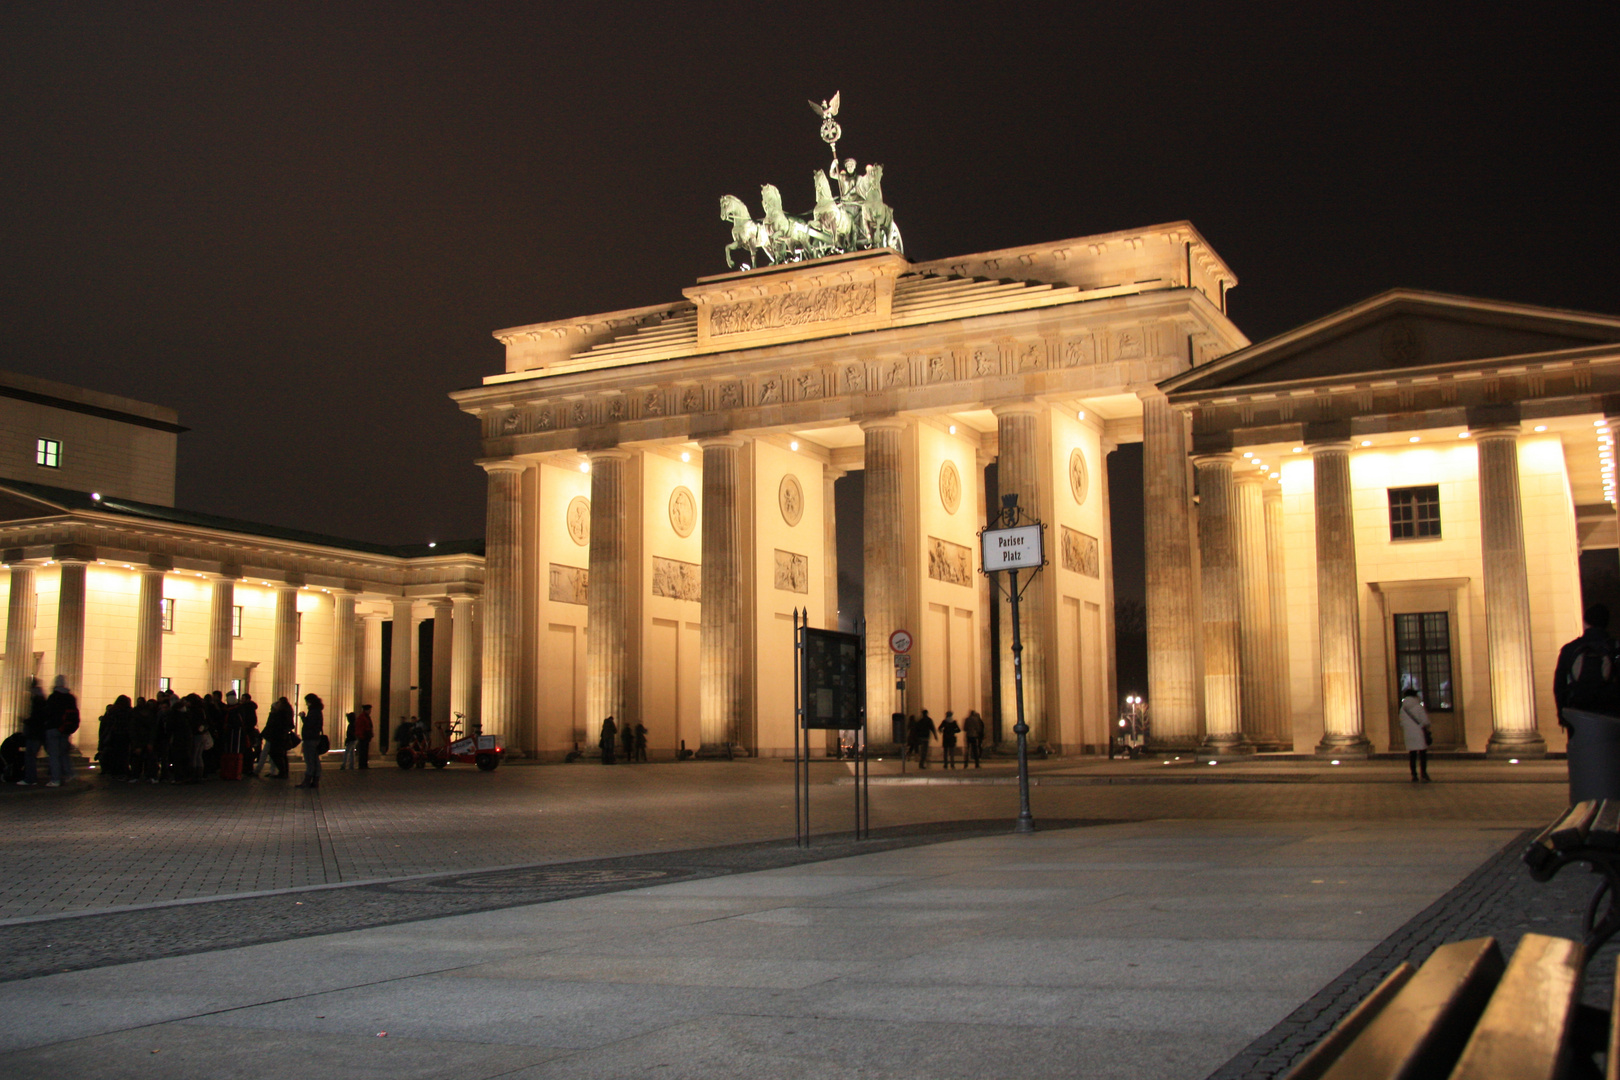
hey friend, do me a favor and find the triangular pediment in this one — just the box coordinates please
[0,482,72,524]
[1164,290,1620,396]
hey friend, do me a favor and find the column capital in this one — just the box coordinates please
[1193,452,1238,468]
[822,463,847,482]
[858,415,910,433]
[586,448,633,463]
[1307,440,1353,456]
[3,549,29,567]
[429,597,454,613]
[991,402,1044,420]
[478,458,529,475]
[1470,426,1521,443]
[1232,469,1267,487]
[696,435,747,451]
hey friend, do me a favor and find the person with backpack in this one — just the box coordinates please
[1554,604,1620,725]
[1555,603,1620,801]
[44,675,79,786]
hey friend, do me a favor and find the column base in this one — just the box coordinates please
[1146,736,1203,754]
[1198,733,1255,758]
[1486,731,1547,760]
[696,743,751,760]
[1315,733,1373,759]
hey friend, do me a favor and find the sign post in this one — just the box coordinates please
[793,609,868,846]
[979,493,1046,833]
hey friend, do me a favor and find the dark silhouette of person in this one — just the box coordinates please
[600,716,618,764]
[939,712,961,769]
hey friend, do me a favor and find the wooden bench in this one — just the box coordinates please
[1282,933,1601,1079]
[1283,802,1620,1079]
[1524,799,1620,954]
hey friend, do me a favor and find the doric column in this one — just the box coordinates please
[823,465,843,630]
[479,461,525,737]
[2,562,37,735]
[53,556,89,697]
[430,599,453,726]
[1140,391,1200,749]
[1233,471,1278,750]
[331,592,357,720]
[1311,444,1371,756]
[1264,484,1293,749]
[862,418,907,731]
[451,595,478,729]
[1476,428,1545,756]
[994,404,1050,744]
[1100,438,1119,739]
[206,571,238,695]
[586,449,631,733]
[699,438,744,753]
[272,584,299,705]
[133,559,169,702]
[390,597,414,723]
[1196,455,1250,754]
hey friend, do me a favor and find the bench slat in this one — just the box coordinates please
[1281,963,1415,1080]
[1315,937,1503,1080]
[1552,801,1602,850]
[1447,933,1583,1080]
[1591,799,1620,850]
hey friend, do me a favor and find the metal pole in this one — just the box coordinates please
[794,611,803,847]
[1009,567,1035,833]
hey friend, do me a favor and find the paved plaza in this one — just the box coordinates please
[0,756,1590,1078]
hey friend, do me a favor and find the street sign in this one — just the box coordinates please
[981,523,1044,572]
[893,654,911,676]
[888,629,912,654]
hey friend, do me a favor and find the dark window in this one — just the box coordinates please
[36,438,61,468]
[1395,611,1453,711]
[295,611,303,644]
[1389,485,1441,540]
[160,597,175,632]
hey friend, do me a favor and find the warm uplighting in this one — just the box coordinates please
[91,492,101,500]
[680,451,690,463]
[1409,436,1421,443]
[1207,760,1217,766]
[1360,440,1372,447]
[1331,759,1341,765]
[579,461,590,474]
[1510,758,1521,764]
[948,424,957,435]
[1597,420,1608,427]
[1534,425,1548,432]
[1242,451,1252,458]
[789,440,799,451]
[1292,446,1303,453]
[1270,472,1280,480]
[1077,410,1085,420]
[1458,431,1470,438]
[427,542,436,549]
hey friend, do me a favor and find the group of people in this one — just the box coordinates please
[0,680,375,791]
[901,709,985,769]
[596,716,648,764]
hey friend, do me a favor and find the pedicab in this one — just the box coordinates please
[395,714,505,772]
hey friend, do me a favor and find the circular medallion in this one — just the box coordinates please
[1069,448,1089,506]
[668,486,695,538]
[566,496,590,546]
[939,460,962,515]
[779,474,804,527]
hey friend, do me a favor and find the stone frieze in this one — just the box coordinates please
[710,282,877,337]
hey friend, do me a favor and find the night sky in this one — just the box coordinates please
[3,3,1616,547]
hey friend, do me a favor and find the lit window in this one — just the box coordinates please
[158,677,171,694]
[232,605,243,638]
[231,678,243,697]
[35,438,61,468]
[1395,612,1454,711]
[160,597,175,632]
[1388,485,1441,540]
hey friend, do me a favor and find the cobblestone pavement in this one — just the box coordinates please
[0,758,1569,922]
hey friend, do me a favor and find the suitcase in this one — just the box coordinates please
[219,752,242,781]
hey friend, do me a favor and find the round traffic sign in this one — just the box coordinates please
[889,629,912,654]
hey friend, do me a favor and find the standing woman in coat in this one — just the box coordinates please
[297,693,325,789]
[1399,687,1433,783]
